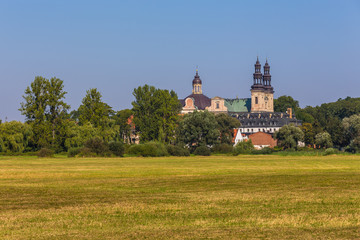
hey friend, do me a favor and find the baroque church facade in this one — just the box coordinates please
[180,58,301,136]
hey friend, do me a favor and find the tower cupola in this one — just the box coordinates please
[192,68,202,94]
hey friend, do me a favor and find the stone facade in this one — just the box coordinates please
[250,90,274,112]
[206,97,228,113]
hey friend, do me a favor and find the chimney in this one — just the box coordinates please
[287,108,292,119]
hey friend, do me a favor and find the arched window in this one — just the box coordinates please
[255,97,258,104]
[216,102,219,109]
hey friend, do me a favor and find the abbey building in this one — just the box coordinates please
[179,58,301,136]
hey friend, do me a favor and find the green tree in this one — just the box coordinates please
[274,124,304,150]
[177,110,220,148]
[300,123,315,146]
[113,109,133,143]
[64,121,100,150]
[78,88,114,129]
[19,76,69,150]
[274,95,299,113]
[315,132,333,149]
[342,114,360,140]
[233,140,254,155]
[132,85,182,143]
[215,113,241,144]
[0,121,33,153]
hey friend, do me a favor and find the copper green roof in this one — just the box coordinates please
[224,98,251,112]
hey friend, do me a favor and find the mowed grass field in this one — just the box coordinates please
[0,155,359,239]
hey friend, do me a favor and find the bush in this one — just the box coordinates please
[78,147,97,157]
[127,142,168,157]
[211,143,234,154]
[37,148,54,158]
[233,140,254,155]
[109,141,125,157]
[84,137,109,156]
[324,148,337,156]
[68,147,81,157]
[193,146,211,156]
[251,147,274,155]
[167,145,190,156]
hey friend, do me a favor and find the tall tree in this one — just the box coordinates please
[215,113,241,144]
[131,85,182,143]
[78,88,114,129]
[300,123,315,146]
[113,109,133,143]
[19,76,69,149]
[46,78,70,142]
[177,110,220,148]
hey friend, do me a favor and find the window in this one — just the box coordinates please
[255,97,258,104]
[216,102,220,109]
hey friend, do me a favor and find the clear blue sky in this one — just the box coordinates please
[1,0,359,121]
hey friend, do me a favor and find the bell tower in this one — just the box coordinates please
[263,58,274,112]
[251,57,274,112]
[192,68,202,94]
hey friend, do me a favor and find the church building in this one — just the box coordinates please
[179,58,301,136]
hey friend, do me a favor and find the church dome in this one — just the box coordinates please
[192,70,202,84]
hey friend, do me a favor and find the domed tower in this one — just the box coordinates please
[192,68,202,94]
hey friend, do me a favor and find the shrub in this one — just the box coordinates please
[127,142,168,157]
[109,141,125,157]
[233,140,254,155]
[193,146,211,156]
[167,145,190,156]
[211,143,234,154]
[324,148,337,156]
[68,147,81,157]
[78,147,97,157]
[37,148,54,158]
[84,137,109,156]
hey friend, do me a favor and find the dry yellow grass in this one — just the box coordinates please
[0,155,359,239]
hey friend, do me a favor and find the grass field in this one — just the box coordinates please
[0,155,359,239]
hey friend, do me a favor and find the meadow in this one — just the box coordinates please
[0,155,359,239]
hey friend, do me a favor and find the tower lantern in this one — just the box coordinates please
[263,59,272,87]
[253,56,263,86]
[192,68,202,94]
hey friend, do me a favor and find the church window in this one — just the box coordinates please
[255,97,258,104]
[216,102,219,109]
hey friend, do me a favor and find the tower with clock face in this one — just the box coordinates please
[250,58,274,112]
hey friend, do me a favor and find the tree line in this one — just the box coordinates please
[274,96,360,152]
[0,76,240,156]
[1,76,360,156]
